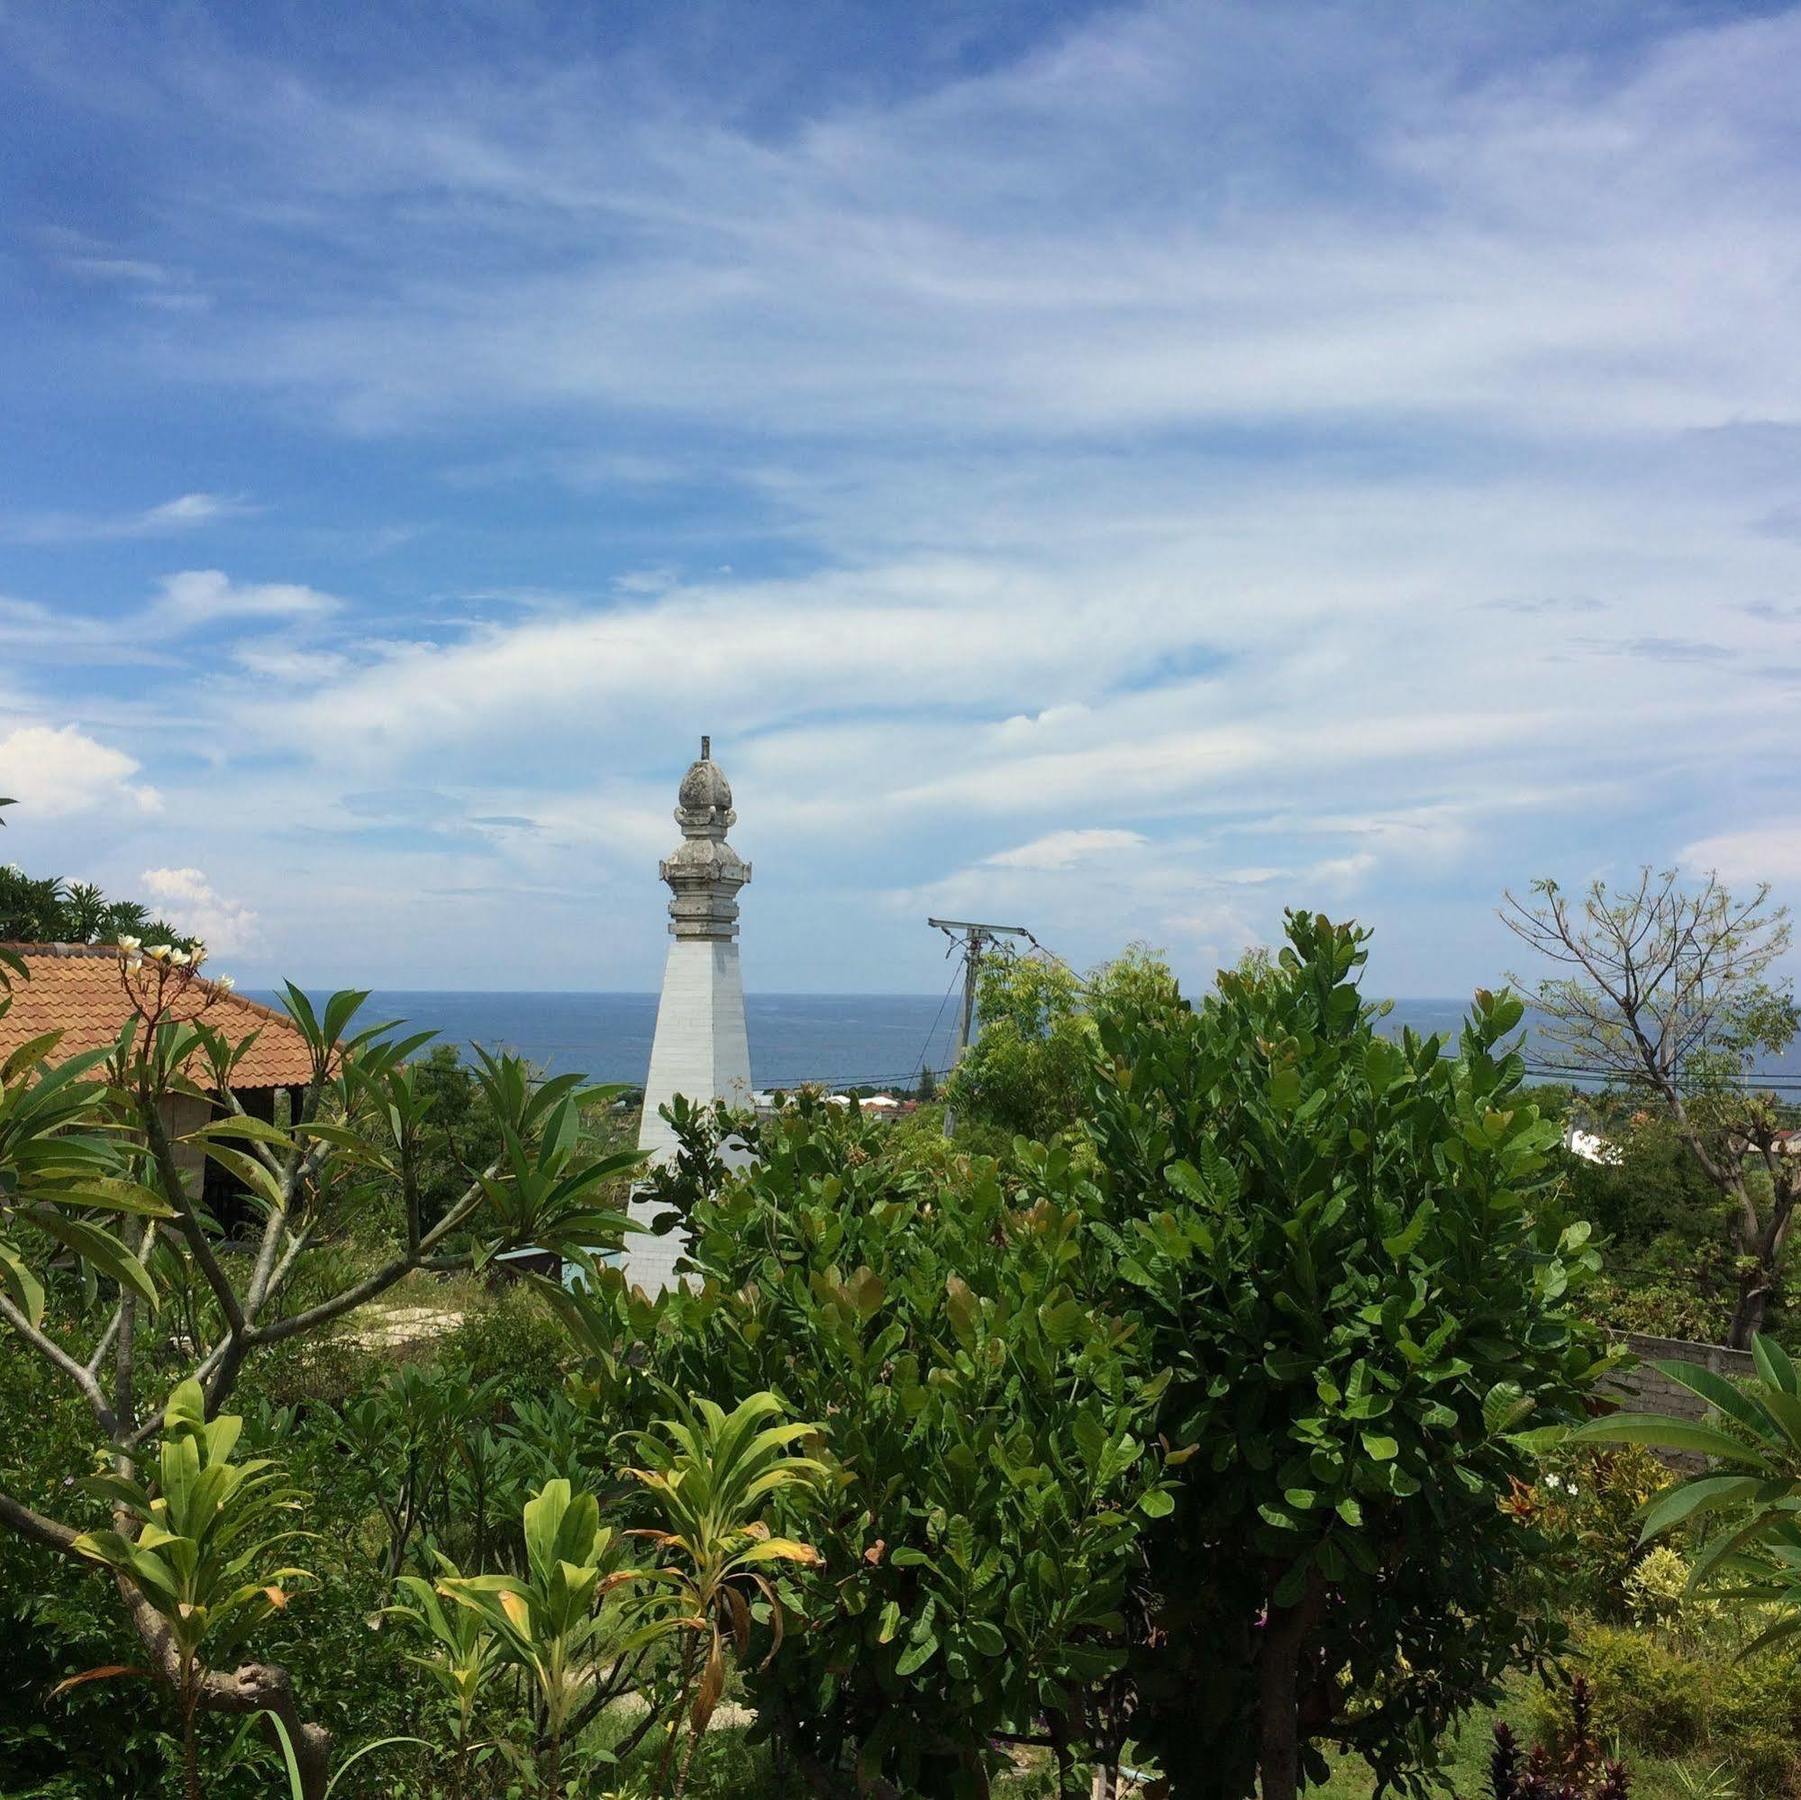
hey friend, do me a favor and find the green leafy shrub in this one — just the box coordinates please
[0,1317,171,1794]
[558,1100,1170,1800]
[1579,1221,1742,1343]
[440,1276,574,1395]
[1622,1544,1728,1646]
[1082,916,1612,1800]
[941,944,1179,1143]
[1531,1625,1707,1755]
[1531,1623,1801,1793]
[238,1332,387,1412]
[1704,1653,1801,1795]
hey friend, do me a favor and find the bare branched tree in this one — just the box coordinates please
[1502,869,1799,1346]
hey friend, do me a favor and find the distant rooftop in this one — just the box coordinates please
[0,943,315,1089]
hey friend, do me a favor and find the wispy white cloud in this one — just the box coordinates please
[36,224,210,311]
[149,569,341,631]
[984,829,1148,871]
[230,643,349,684]
[1679,828,1801,888]
[139,495,245,530]
[0,493,254,545]
[112,4,1801,447]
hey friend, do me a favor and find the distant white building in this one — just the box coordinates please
[1565,1123,1622,1167]
[624,738,753,1293]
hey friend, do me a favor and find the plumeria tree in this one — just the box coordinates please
[0,941,640,1797]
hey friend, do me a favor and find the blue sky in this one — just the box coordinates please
[2,0,1798,995]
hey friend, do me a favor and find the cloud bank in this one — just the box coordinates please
[0,2,1796,992]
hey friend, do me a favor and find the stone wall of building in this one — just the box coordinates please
[1604,1331,1754,1418]
[159,1092,211,1199]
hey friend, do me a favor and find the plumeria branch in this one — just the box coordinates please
[0,1290,120,1438]
[0,1485,81,1555]
[84,1298,126,1379]
[138,1095,248,1338]
[248,1248,472,1348]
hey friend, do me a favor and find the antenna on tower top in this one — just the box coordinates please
[700,734,711,760]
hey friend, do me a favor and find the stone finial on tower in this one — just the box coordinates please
[661,738,751,942]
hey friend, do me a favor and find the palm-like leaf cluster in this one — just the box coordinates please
[386,1553,502,1797]
[435,1478,651,1796]
[627,1391,829,1734]
[467,1049,642,1265]
[384,1392,826,1799]
[72,1378,311,1671]
[0,862,190,947]
[390,1558,498,1729]
[1577,1336,1801,1653]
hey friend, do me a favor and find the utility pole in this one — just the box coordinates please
[929,917,1031,1137]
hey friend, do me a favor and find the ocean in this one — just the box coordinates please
[251,990,1801,1092]
[277,991,960,1092]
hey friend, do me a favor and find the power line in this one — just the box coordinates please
[1522,1060,1801,1093]
[908,960,966,1095]
[1020,931,1084,982]
[760,1066,956,1091]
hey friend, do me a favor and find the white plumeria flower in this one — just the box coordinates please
[116,934,142,954]
[188,942,206,965]
[146,943,173,961]
[169,949,192,968]
[215,975,235,993]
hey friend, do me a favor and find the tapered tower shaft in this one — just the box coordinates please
[626,738,752,1291]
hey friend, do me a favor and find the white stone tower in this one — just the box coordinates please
[625,737,753,1291]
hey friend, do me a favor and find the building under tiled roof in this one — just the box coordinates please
[0,943,315,1090]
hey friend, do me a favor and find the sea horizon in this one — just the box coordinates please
[249,988,1801,1093]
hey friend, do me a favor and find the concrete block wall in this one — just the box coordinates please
[1604,1331,1754,1418]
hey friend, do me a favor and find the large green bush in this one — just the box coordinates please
[941,945,1179,1142]
[565,910,1611,1800]
[1080,913,1611,1799]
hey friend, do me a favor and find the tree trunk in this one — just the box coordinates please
[117,1578,330,1800]
[1257,1572,1325,1800]
[181,1675,204,1800]
[1727,1271,1770,1349]
[1734,1174,1801,1349]
[1726,1183,1797,1350]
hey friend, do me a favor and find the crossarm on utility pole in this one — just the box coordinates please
[928,918,1033,1138]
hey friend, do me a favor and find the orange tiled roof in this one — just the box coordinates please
[0,944,316,1089]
